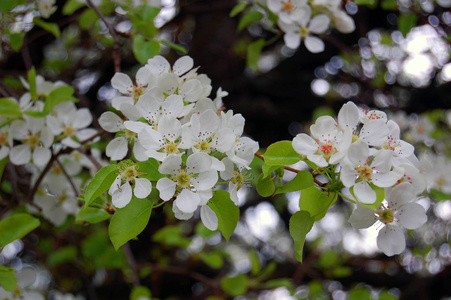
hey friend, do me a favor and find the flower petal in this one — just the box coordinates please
[377,225,406,256]
[106,137,128,160]
[134,177,152,198]
[397,202,427,230]
[156,177,176,200]
[112,182,133,208]
[200,205,218,231]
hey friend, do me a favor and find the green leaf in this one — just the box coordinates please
[79,9,99,30]
[131,286,152,300]
[350,184,385,210]
[9,32,25,51]
[0,98,22,117]
[133,35,160,64]
[76,206,110,224]
[200,252,224,269]
[264,278,294,290]
[256,173,275,197]
[82,231,127,269]
[261,163,280,178]
[28,67,37,100]
[221,274,248,297]
[230,1,248,17]
[63,0,86,15]
[398,13,417,37]
[153,225,191,247]
[84,164,117,206]
[430,189,451,201]
[238,11,264,31]
[249,249,260,275]
[349,286,371,300]
[0,157,8,182]
[0,265,17,292]
[160,39,187,54]
[47,246,77,266]
[264,141,302,166]
[354,0,377,7]
[381,0,397,10]
[378,290,398,300]
[274,171,314,195]
[318,250,340,269]
[136,158,163,181]
[24,86,75,118]
[109,197,153,250]
[207,190,239,241]
[289,211,314,262]
[0,214,40,247]
[33,18,61,39]
[0,0,23,12]
[299,187,337,221]
[332,266,352,278]
[247,38,265,71]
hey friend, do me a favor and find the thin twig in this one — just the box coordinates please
[55,158,79,197]
[86,0,121,72]
[123,242,140,287]
[254,152,325,186]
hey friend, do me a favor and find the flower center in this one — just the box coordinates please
[128,84,145,103]
[315,139,337,161]
[383,136,400,151]
[0,132,8,146]
[176,169,192,189]
[62,125,75,137]
[124,129,137,141]
[27,133,41,149]
[299,26,309,38]
[355,163,373,182]
[376,206,395,224]
[281,1,295,12]
[194,140,211,153]
[164,141,180,155]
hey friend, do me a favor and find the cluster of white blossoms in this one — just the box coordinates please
[292,101,427,256]
[1,76,100,225]
[267,0,355,52]
[100,55,259,230]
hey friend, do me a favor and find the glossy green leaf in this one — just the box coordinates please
[0,214,40,247]
[247,38,265,71]
[261,163,280,178]
[63,0,86,15]
[47,246,77,266]
[131,286,151,300]
[133,35,160,64]
[84,164,117,206]
[0,265,17,292]
[27,67,37,100]
[289,211,314,262]
[0,98,22,117]
[109,197,153,250]
[136,158,163,181]
[264,141,302,166]
[430,189,451,201]
[207,190,239,241]
[230,1,247,17]
[238,11,264,31]
[33,17,61,38]
[398,13,417,37]
[349,286,371,300]
[299,187,337,221]
[256,173,275,197]
[9,32,25,51]
[221,274,248,297]
[76,206,110,224]
[275,171,314,195]
[160,39,187,54]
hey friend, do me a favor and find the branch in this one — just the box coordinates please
[123,242,140,287]
[254,152,325,186]
[55,158,79,197]
[86,0,122,72]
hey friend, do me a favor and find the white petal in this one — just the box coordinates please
[305,36,325,53]
[109,175,122,195]
[111,73,133,94]
[173,56,194,75]
[334,10,355,33]
[308,14,330,34]
[397,203,427,230]
[158,154,182,175]
[292,134,317,155]
[112,96,134,111]
[73,108,92,129]
[338,101,360,131]
[284,32,301,49]
[193,170,218,190]
[9,144,31,165]
[112,182,133,208]
[180,79,203,102]
[33,147,51,167]
[377,225,406,256]
[146,55,170,75]
[134,177,152,198]
[99,112,124,132]
[135,66,153,86]
[349,205,377,229]
[133,141,148,161]
[354,181,376,204]
[156,177,176,200]
[200,205,218,231]
[106,137,128,160]
[175,189,200,213]
[186,152,212,173]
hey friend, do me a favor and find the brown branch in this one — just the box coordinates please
[151,264,218,291]
[86,0,122,72]
[55,158,79,197]
[254,152,325,186]
[123,242,140,287]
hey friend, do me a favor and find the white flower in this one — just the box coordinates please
[38,0,57,18]
[0,123,13,160]
[341,140,403,204]
[220,157,249,205]
[292,115,352,167]
[349,183,427,256]
[111,67,154,110]
[156,153,217,214]
[267,0,308,24]
[278,7,330,53]
[108,161,152,208]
